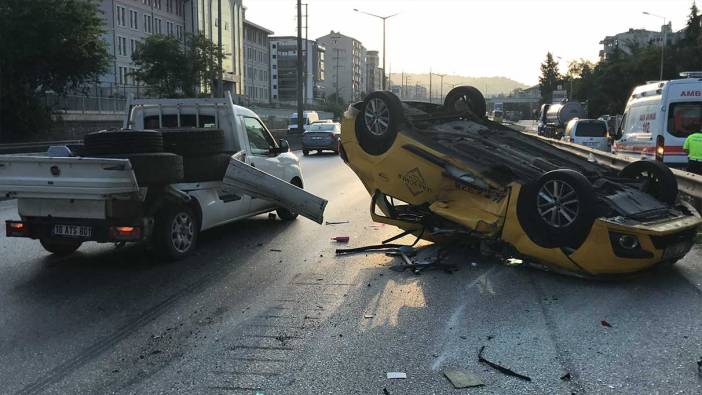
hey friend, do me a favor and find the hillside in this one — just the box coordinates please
[388,73,529,97]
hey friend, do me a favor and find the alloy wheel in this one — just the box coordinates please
[536,180,580,228]
[364,98,390,136]
[170,212,194,253]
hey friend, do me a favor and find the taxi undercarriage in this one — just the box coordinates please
[340,87,701,278]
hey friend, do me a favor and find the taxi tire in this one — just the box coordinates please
[619,160,678,204]
[355,91,405,156]
[443,86,487,118]
[517,169,596,249]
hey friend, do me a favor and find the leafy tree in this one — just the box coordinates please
[131,34,224,97]
[0,0,109,139]
[538,53,560,104]
[131,35,189,97]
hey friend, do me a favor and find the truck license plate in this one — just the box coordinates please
[53,224,92,238]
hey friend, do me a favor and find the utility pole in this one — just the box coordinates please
[429,69,432,103]
[436,73,446,101]
[334,48,342,102]
[217,0,223,97]
[302,3,308,104]
[296,0,304,133]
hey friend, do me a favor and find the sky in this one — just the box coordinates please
[244,0,695,86]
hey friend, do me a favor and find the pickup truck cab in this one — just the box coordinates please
[1,94,326,259]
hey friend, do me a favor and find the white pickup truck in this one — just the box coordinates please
[0,94,327,259]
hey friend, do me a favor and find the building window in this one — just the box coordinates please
[144,15,152,33]
[118,66,128,85]
[117,36,127,56]
[129,9,138,30]
[154,17,162,34]
[166,21,174,36]
[129,39,137,56]
[176,25,184,41]
[272,64,277,70]
[154,0,161,9]
[116,5,126,27]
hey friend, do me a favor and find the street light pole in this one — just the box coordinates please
[353,9,398,90]
[435,73,445,100]
[643,11,667,81]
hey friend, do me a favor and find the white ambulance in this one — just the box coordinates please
[612,72,702,166]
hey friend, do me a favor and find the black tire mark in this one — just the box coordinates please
[17,270,221,395]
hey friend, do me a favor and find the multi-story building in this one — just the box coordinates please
[185,0,245,96]
[269,37,325,104]
[599,23,679,60]
[99,0,187,92]
[365,50,382,93]
[243,19,272,104]
[98,0,245,97]
[316,31,366,103]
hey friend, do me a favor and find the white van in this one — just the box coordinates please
[288,111,320,133]
[612,73,702,166]
[563,118,610,152]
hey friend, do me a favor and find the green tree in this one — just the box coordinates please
[131,35,190,97]
[131,34,224,97]
[0,0,109,139]
[538,53,560,104]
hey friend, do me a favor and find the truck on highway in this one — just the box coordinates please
[0,94,327,259]
[288,111,320,133]
[537,101,585,139]
[612,72,702,166]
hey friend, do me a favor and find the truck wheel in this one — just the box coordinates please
[517,169,596,249]
[443,86,487,118]
[153,204,198,261]
[83,130,163,155]
[355,91,404,156]
[619,160,678,204]
[182,153,232,182]
[277,178,302,221]
[97,153,184,185]
[40,239,82,256]
[303,149,309,156]
[161,128,226,156]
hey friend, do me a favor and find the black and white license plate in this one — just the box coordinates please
[52,224,93,238]
[663,241,692,259]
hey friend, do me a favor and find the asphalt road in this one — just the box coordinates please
[1,153,702,394]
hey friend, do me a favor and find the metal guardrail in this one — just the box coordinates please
[0,140,82,155]
[533,135,702,200]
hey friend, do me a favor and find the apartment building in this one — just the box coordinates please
[243,19,273,104]
[269,37,325,104]
[316,31,366,103]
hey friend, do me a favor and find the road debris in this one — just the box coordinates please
[383,388,390,395]
[697,357,702,375]
[270,248,282,252]
[601,320,613,328]
[364,314,374,319]
[331,236,350,243]
[478,346,532,382]
[560,372,572,381]
[386,372,407,379]
[325,220,350,225]
[443,368,484,388]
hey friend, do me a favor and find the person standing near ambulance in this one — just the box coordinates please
[683,130,702,174]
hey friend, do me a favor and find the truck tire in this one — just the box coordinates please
[153,203,198,261]
[277,178,302,220]
[97,153,184,185]
[517,169,596,249]
[83,130,163,155]
[161,128,226,156]
[40,239,82,256]
[619,160,678,204]
[182,153,232,182]
[443,86,487,118]
[355,91,405,156]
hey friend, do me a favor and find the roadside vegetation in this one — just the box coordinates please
[539,2,702,118]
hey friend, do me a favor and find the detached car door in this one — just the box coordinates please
[242,116,285,212]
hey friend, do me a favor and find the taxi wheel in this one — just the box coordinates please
[443,86,487,118]
[355,91,405,155]
[517,169,596,249]
[619,160,677,204]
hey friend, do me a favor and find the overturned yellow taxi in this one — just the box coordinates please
[339,87,701,278]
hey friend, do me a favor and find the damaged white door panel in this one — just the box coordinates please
[223,153,328,224]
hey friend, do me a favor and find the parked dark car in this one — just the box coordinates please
[302,122,341,155]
